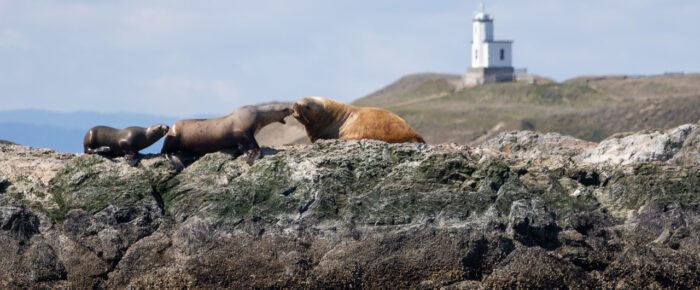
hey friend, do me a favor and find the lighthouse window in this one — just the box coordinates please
[475,49,478,60]
[500,49,505,60]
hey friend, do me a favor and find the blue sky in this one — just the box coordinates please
[1,0,698,117]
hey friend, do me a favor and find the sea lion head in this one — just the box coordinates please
[148,124,170,138]
[255,103,293,125]
[292,97,331,126]
[293,97,351,141]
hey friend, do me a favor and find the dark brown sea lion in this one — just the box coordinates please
[292,97,425,143]
[161,104,292,171]
[83,124,169,166]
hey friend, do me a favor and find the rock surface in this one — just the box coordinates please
[577,122,698,165]
[0,122,698,288]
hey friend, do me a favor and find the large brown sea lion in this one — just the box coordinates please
[83,124,169,166]
[292,97,425,143]
[161,103,292,171]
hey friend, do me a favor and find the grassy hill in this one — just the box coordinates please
[353,73,700,144]
[565,74,700,100]
[353,73,464,107]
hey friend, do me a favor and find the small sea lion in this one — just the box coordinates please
[161,104,292,171]
[83,124,169,166]
[292,97,425,143]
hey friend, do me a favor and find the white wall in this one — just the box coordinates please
[486,42,512,67]
[471,18,493,68]
[471,42,483,67]
[472,42,511,68]
[473,19,493,42]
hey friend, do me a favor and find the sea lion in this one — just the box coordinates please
[292,97,425,143]
[161,103,292,171]
[83,124,169,166]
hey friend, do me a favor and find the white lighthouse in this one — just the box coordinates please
[464,4,514,85]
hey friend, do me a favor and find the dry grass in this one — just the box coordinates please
[358,73,700,144]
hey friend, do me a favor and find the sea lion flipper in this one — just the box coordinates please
[125,154,140,167]
[118,140,140,167]
[244,148,261,166]
[239,133,262,165]
[161,136,185,172]
[165,153,185,172]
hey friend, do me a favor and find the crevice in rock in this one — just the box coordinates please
[150,185,166,215]
[0,177,10,193]
[570,170,600,186]
[279,185,297,196]
[299,192,317,217]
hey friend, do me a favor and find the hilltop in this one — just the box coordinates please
[354,73,700,145]
[0,122,698,288]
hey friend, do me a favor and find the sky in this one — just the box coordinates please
[1,0,698,117]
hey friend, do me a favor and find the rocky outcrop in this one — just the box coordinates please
[0,122,698,288]
[577,123,698,165]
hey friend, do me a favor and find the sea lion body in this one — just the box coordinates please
[292,97,425,143]
[83,124,169,166]
[161,104,292,171]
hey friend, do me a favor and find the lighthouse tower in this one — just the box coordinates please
[464,4,514,85]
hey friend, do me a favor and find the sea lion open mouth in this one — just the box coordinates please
[292,103,308,124]
[292,104,301,118]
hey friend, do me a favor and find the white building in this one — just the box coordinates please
[464,5,514,85]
